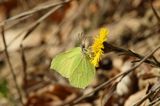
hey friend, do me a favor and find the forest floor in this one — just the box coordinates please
[0,0,160,106]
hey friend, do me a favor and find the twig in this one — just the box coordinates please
[5,15,32,30]
[68,45,160,105]
[100,82,117,106]
[1,27,24,105]
[150,0,160,25]
[5,2,64,51]
[0,0,71,26]
[100,73,125,106]
[133,84,160,106]
[147,96,160,106]
[0,0,71,55]
[152,55,160,66]
[20,44,28,97]
[103,42,160,67]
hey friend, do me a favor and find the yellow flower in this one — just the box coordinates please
[90,28,109,67]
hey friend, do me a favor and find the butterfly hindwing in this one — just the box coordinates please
[69,54,95,88]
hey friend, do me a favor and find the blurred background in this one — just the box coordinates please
[0,0,160,106]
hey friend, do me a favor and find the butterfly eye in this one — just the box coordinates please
[81,44,87,53]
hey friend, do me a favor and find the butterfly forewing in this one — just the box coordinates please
[51,47,82,78]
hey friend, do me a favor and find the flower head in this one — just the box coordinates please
[90,28,109,67]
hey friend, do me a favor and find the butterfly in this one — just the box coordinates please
[50,44,95,88]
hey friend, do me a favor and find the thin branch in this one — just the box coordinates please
[133,84,160,106]
[0,0,71,56]
[100,82,117,106]
[5,15,32,30]
[2,3,64,53]
[20,44,28,97]
[103,42,160,67]
[0,0,71,26]
[1,27,24,105]
[100,74,125,106]
[18,5,63,47]
[147,96,160,106]
[150,0,160,25]
[68,45,160,105]
[152,55,160,66]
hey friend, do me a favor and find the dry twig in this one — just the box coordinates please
[0,1,67,54]
[133,84,160,106]
[147,96,160,106]
[150,0,160,25]
[103,42,160,67]
[1,26,24,105]
[0,0,71,27]
[20,44,28,97]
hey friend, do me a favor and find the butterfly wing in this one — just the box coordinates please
[69,54,95,88]
[50,47,82,78]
